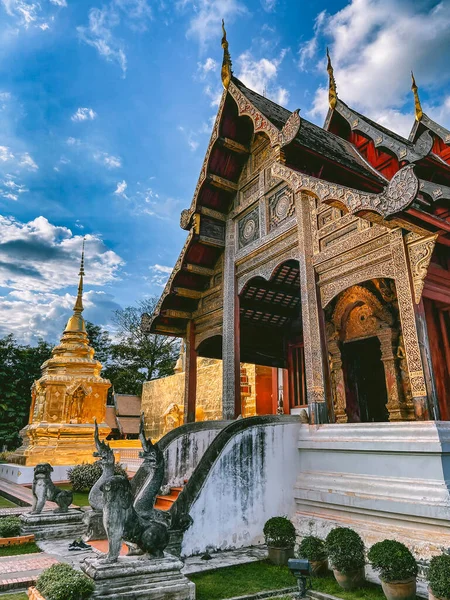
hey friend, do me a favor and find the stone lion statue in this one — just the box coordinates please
[31,463,73,514]
[100,475,169,563]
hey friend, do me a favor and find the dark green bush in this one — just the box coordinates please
[0,516,21,537]
[428,553,450,599]
[37,563,94,600]
[325,527,365,573]
[263,516,296,547]
[367,539,417,583]
[298,536,326,561]
[67,462,126,491]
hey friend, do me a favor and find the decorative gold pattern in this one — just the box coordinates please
[221,20,232,90]
[327,48,337,109]
[238,207,260,248]
[280,109,301,146]
[268,187,294,230]
[411,72,423,122]
[405,232,438,303]
[271,162,420,219]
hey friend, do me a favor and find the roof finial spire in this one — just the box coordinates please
[73,237,85,315]
[327,47,338,109]
[221,19,232,90]
[411,71,423,121]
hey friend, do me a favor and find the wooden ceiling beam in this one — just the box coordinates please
[198,206,227,221]
[219,137,249,155]
[161,309,192,320]
[184,263,215,277]
[173,287,203,299]
[240,298,301,320]
[207,173,238,193]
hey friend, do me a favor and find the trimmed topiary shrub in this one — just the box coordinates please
[298,536,326,561]
[67,462,127,492]
[428,553,450,599]
[36,563,94,600]
[0,515,21,537]
[263,516,296,547]
[325,527,365,573]
[368,539,418,583]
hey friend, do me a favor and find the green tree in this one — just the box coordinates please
[104,298,179,396]
[0,336,52,450]
[85,321,113,366]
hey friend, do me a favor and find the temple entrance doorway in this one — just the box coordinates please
[238,259,305,416]
[326,279,415,424]
[342,336,389,423]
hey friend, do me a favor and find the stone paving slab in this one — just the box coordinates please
[0,553,58,593]
[0,508,26,517]
[183,545,268,575]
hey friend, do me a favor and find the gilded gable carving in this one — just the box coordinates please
[268,186,294,230]
[238,207,260,249]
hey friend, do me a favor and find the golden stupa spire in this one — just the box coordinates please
[65,237,87,333]
[327,47,337,109]
[411,71,423,121]
[221,19,232,90]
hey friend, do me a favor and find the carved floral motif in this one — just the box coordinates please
[405,232,438,304]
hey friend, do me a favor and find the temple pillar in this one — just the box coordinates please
[389,230,428,420]
[184,321,197,424]
[328,336,347,423]
[222,217,241,419]
[377,328,414,421]
[295,192,328,424]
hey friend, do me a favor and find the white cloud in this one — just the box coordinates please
[0,215,124,294]
[261,0,277,12]
[237,49,290,106]
[77,0,152,76]
[177,125,200,152]
[66,137,81,145]
[71,107,97,122]
[204,85,222,107]
[114,179,128,196]
[0,146,14,162]
[0,176,28,200]
[19,152,38,170]
[181,0,247,48]
[149,264,172,287]
[302,0,450,136]
[94,151,122,169]
[0,289,121,344]
[1,0,64,30]
[198,57,217,78]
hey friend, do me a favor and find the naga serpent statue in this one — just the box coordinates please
[88,418,115,512]
[99,414,170,562]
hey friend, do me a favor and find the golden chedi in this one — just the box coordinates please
[10,242,111,467]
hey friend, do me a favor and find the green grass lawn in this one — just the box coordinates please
[0,594,28,600]
[189,562,423,600]
[0,495,18,508]
[189,560,295,600]
[58,483,90,507]
[0,542,41,557]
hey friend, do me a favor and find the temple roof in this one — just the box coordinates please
[233,78,385,185]
[145,52,450,339]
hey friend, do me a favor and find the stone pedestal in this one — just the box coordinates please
[21,508,85,540]
[81,554,195,599]
[83,509,106,541]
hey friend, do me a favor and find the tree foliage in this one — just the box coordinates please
[87,298,179,396]
[0,335,52,450]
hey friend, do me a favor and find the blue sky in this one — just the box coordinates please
[0,0,449,343]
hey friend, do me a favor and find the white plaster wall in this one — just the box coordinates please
[181,422,299,557]
[164,428,224,488]
[0,463,72,485]
[294,421,450,561]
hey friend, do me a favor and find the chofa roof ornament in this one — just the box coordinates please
[221,19,232,90]
[327,48,337,109]
[411,72,423,122]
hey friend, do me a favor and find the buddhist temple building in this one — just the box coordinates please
[142,24,450,429]
[9,242,111,471]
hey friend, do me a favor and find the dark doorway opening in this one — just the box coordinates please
[342,337,389,423]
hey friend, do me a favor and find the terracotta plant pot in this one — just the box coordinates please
[310,559,328,577]
[333,568,365,590]
[28,587,46,600]
[267,545,294,566]
[381,578,416,600]
[429,588,450,600]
